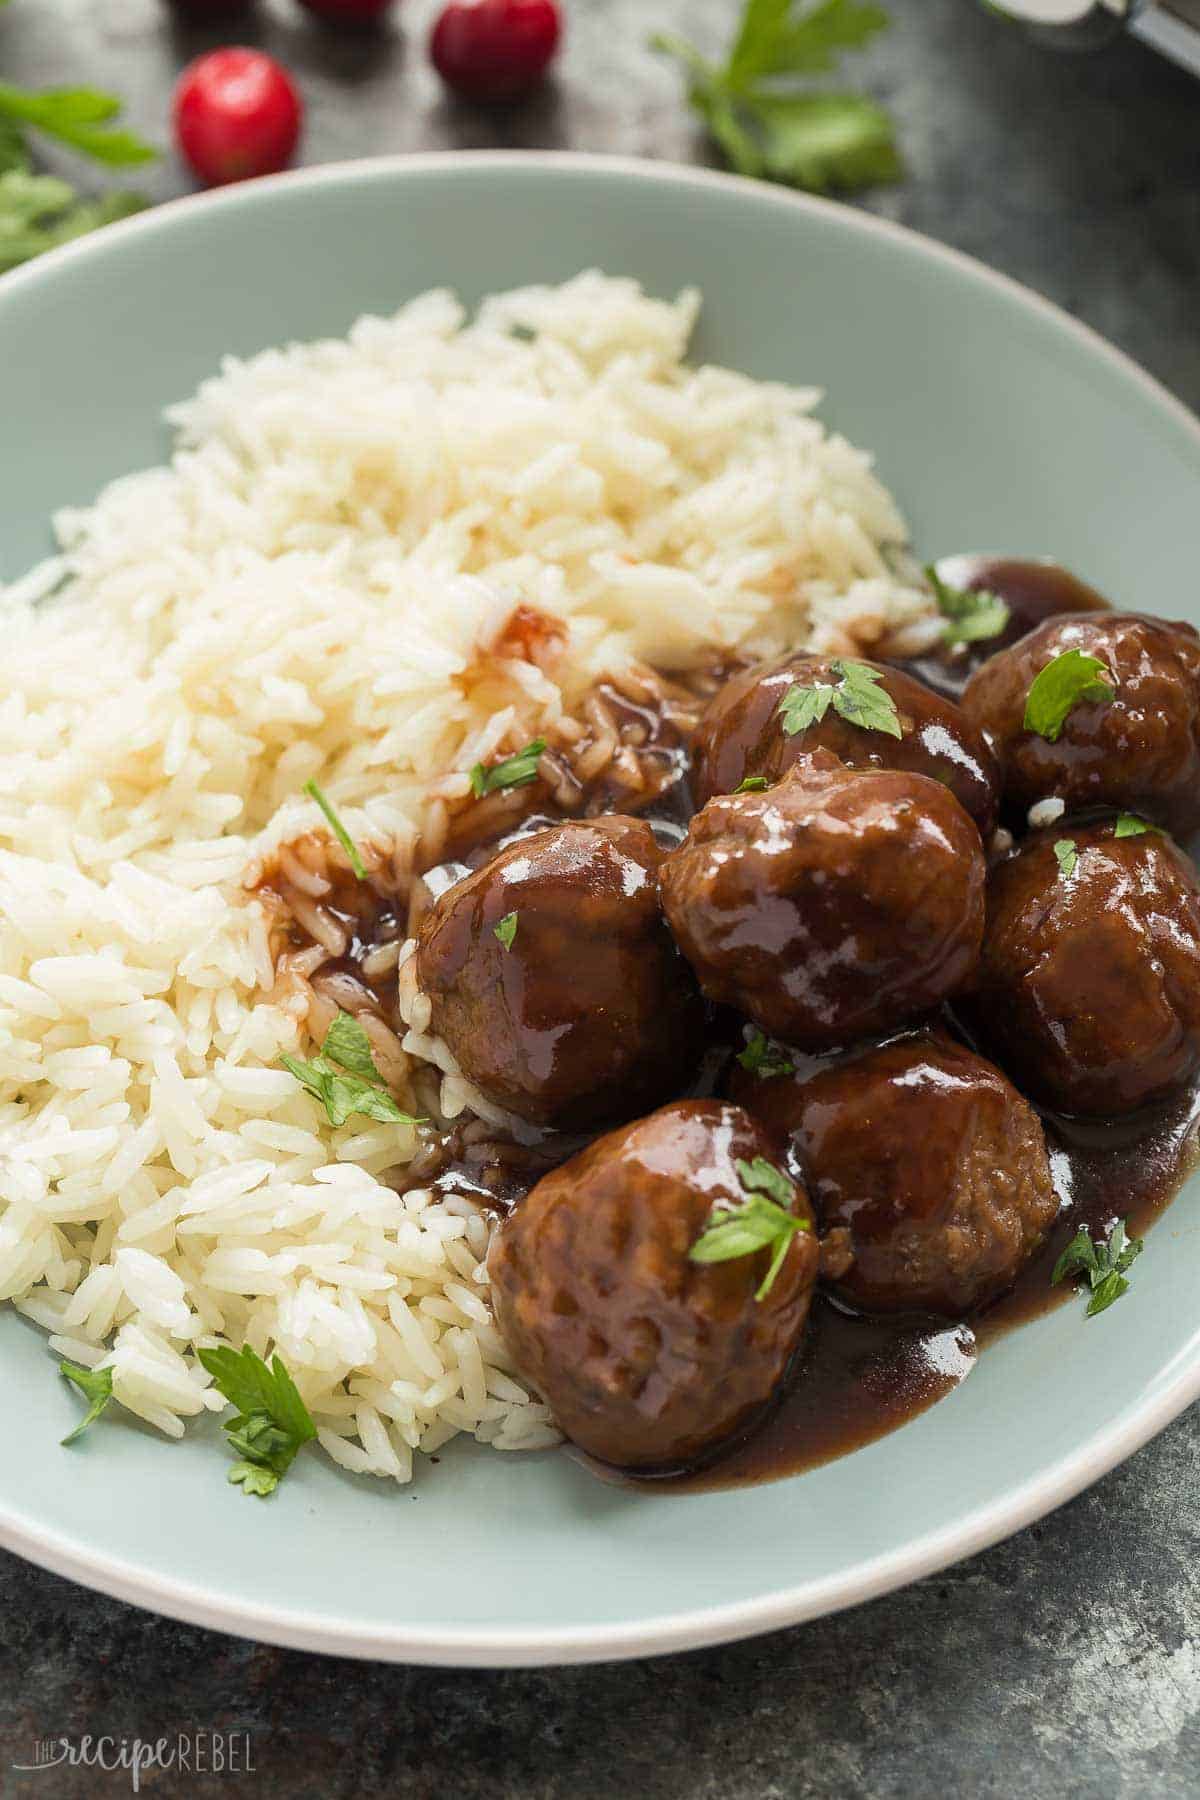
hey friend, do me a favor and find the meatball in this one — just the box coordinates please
[488,1100,819,1470]
[967,820,1200,1116]
[413,816,703,1131]
[892,557,1109,703]
[730,1029,1059,1316]
[660,752,986,1049]
[692,652,1000,838]
[961,612,1200,836]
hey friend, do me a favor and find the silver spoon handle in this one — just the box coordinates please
[984,0,1136,49]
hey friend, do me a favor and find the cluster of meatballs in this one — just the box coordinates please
[410,582,1200,1474]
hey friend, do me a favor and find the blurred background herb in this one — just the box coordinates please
[0,0,155,273]
[652,0,900,193]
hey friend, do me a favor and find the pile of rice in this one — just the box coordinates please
[0,274,933,1485]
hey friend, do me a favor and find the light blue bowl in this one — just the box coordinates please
[2,154,1198,1666]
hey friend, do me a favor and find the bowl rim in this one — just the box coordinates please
[2,148,1199,1667]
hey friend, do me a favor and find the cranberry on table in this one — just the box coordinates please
[173,49,303,188]
[431,0,562,102]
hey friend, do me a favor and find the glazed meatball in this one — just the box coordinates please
[660,752,986,1050]
[961,612,1200,836]
[892,557,1109,703]
[967,820,1200,1116]
[692,652,1000,837]
[730,1029,1059,1316]
[488,1100,819,1470]
[413,816,703,1131]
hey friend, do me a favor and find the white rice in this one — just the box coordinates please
[0,273,932,1484]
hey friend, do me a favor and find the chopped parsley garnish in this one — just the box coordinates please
[651,0,900,195]
[736,1028,796,1079]
[689,1156,811,1301]
[1023,649,1115,743]
[197,1345,317,1498]
[1114,813,1159,839]
[1051,1218,1143,1318]
[303,778,367,881]
[777,658,902,740]
[735,775,771,794]
[469,738,547,800]
[925,565,1010,650]
[59,1360,114,1446]
[281,1011,424,1132]
[494,911,519,951]
[1053,838,1078,879]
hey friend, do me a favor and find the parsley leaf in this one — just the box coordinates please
[1023,649,1115,743]
[1054,838,1078,879]
[0,82,156,167]
[1114,813,1159,839]
[198,1345,317,1498]
[652,0,899,195]
[469,738,546,800]
[689,1155,811,1301]
[740,90,901,191]
[303,778,367,881]
[778,658,902,740]
[1051,1218,1143,1318]
[0,170,144,275]
[493,911,519,951]
[737,1028,796,1079]
[59,1359,114,1446]
[281,1011,425,1132]
[735,775,771,794]
[926,565,1010,650]
[0,77,153,272]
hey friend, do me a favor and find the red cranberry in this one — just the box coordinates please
[173,48,303,187]
[295,0,396,21]
[430,0,561,103]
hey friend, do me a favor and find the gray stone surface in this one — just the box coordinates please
[1,0,1198,1793]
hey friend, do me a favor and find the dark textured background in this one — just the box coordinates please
[1,1,1198,1794]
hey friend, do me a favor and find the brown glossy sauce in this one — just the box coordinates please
[891,556,1111,703]
[253,586,1200,1495]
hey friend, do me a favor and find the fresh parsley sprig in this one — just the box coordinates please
[493,911,519,951]
[736,1027,796,1079]
[735,775,771,794]
[59,1359,114,1446]
[778,658,902,740]
[652,0,900,196]
[303,778,368,881]
[1114,813,1160,840]
[1051,1218,1143,1318]
[0,82,155,167]
[1023,649,1115,743]
[281,1011,425,1132]
[689,1156,811,1301]
[198,1345,317,1498]
[0,78,154,272]
[469,738,546,800]
[925,565,1010,650]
